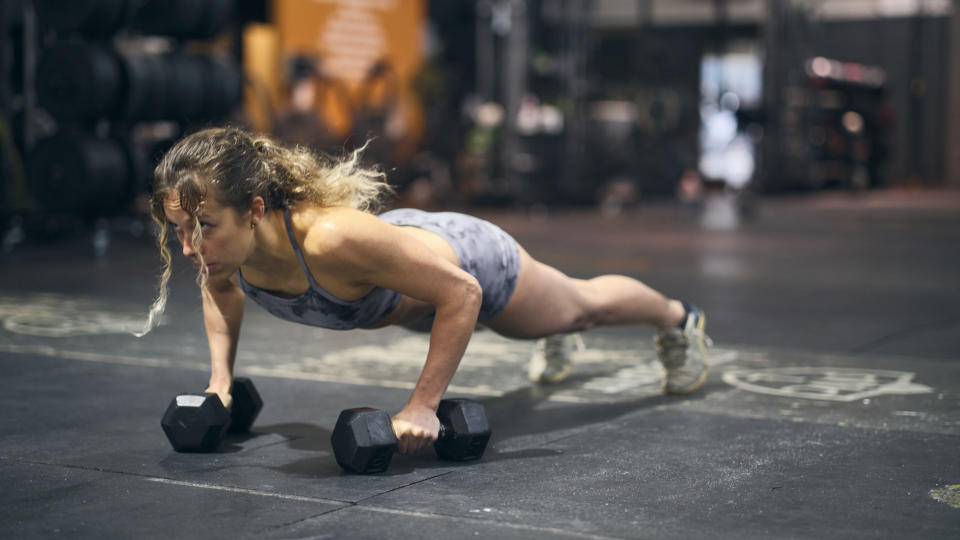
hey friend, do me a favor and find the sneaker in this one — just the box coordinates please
[655,306,711,394]
[528,333,584,383]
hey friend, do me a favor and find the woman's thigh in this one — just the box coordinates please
[485,246,596,339]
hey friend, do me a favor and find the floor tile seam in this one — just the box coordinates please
[6,457,354,506]
[846,315,960,356]
[492,428,607,455]
[265,506,354,534]
[354,470,456,504]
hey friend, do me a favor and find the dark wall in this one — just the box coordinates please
[588,27,708,196]
[806,16,950,183]
[585,16,951,191]
[645,16,952,188]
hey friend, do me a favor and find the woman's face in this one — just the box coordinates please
[164,195,254,280]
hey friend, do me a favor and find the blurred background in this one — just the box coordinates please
[0,0,958,251]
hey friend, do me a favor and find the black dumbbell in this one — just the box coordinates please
[330,398,492,474]
[161,377,263,452]
[226,377,263,434]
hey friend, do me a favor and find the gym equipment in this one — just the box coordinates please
[134,0,234,40]
[36,42,243,122]
[330,398,491,474]
[26,133,142,216]
[434,398,492,461]
[330,408,396,474]
[161,377,263,453]
[33,0,127,36]
[160,393,230,453]
[34,0,234,39]
[35,42,123,120]
[226,377,264,434]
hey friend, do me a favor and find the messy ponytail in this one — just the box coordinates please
[134,127,394,337]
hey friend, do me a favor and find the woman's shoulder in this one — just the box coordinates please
[292,205,382,257]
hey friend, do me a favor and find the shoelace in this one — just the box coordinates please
[656,328,714,368]
[543,333,586,362]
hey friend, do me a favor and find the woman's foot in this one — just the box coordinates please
[654,306,711,394]
[528,333,584,383]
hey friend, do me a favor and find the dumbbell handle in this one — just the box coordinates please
[392,421,450,441]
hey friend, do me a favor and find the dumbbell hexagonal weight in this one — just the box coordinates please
[226,377,264,433]
[434,398,492,461]
[160,393,230,452]
[330,408,398,474]
[330,398,492,474]
[161,377,263,452]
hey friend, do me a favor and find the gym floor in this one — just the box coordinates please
[2,189,959,539]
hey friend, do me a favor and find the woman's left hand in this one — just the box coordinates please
[391,404,441,454]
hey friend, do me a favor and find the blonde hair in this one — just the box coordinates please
[134,126,393,337]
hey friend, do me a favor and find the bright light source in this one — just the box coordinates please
[842,111,865,134]
[810,56,832,78]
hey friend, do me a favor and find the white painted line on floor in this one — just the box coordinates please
[0,341,736,403]
[241,365,505,397]
[0,343,192,371]
[144,477,619,538]
[0,343,503,396]
[144,477,342,504]
[710,349,739,366]
[0,342,653,402]
[722,367,934,402]
[357,505,622,539]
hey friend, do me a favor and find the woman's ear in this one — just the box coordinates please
[250,196,266,225]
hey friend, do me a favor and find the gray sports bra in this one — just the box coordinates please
[237,207,401,330]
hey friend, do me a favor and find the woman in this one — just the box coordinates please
[137,127,709,455]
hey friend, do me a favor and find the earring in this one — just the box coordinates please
[250,222,256,229]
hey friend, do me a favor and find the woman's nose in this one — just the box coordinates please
[178,232,195,257]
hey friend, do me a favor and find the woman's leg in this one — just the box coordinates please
[487,243,709,393]
[485,245,687,339]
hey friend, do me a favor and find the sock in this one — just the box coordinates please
[678,301,693,329]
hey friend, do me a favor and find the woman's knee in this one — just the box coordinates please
[490,309,591,338]
[568,312,597,332]
[552,289,603,333]
[568,279,609,329]
[493,252,602,335]
[488,289,590,337]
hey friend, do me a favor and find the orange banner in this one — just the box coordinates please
[273,0,425,142]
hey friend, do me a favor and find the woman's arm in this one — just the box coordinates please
[307,209,483,452]
[393,279,481,454]
[201,274,246,409]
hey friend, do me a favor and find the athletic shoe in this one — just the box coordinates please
[528,333,584,383]
[654,306,711,394]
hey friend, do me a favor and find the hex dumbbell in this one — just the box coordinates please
[330,398,492,474]
[161,377,263,452]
